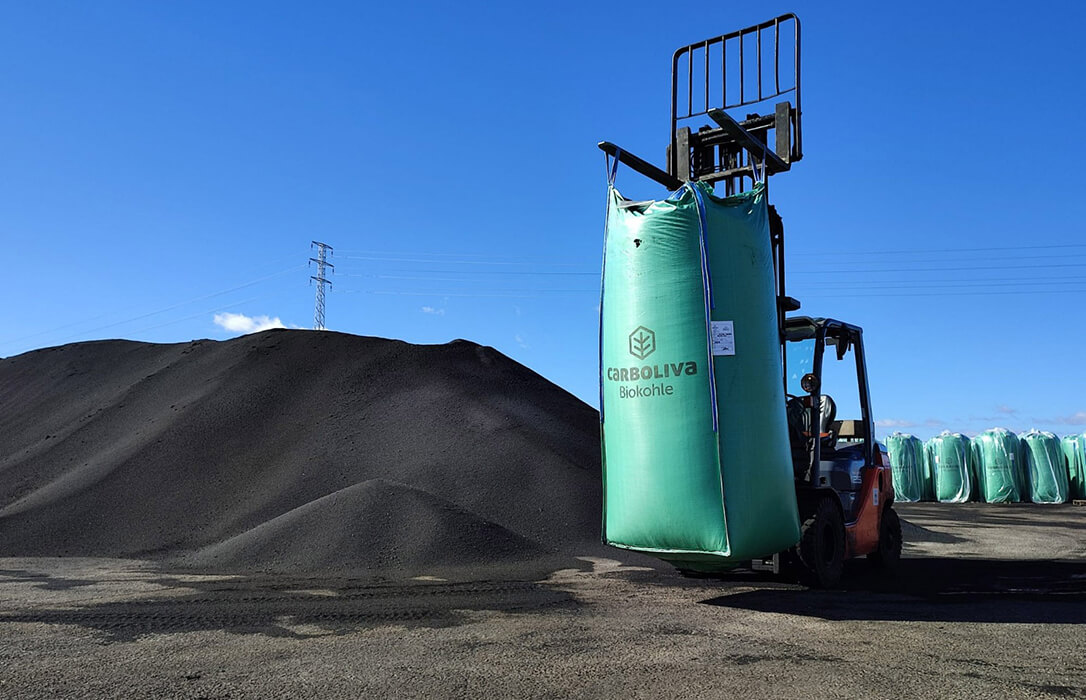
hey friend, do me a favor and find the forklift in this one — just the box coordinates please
[599,14,901,587]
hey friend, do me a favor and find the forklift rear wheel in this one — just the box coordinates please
[797,497,845,588]
[868,505,902,571]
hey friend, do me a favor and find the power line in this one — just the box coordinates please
[130,297,263,334]
[371,275,594,283]
[344,286,1086,300]
[338,257,1086,278]
[335,249,567,262]
[3,263,307,350]
[328,244,1086,290]
[802,288,1086,299]
[334,271,599,279]
[341,279,1086,295]
[797,279,1086,291]
[339,255,582,267]
[800,274,1086,286]
[793,252,1086,264]
[0,312,114,348]
[340,267,1086,281]
[329,242,1086,303]
[790,262,1086,274]
[343,289,596,298]
[792,242,1086,256]
[338,243,1086,266]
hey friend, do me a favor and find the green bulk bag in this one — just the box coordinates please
[972,428,1023,503]
[926,432,973,503]
[1060,435,1076,495]
[600,180,800,570]
[1020,430,1069,504]
[885,432,925,502]
[1015,434,1031,499]
[921,443,936,501]
[1063,433,1086,499]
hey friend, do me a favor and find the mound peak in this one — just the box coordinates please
[183,478,563,576]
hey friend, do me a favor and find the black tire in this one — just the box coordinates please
[868,505,902,571]
[796,497,845,588]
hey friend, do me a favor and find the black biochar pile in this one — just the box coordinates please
[0,330,613,578]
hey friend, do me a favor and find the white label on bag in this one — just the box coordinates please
[711,321,735,356]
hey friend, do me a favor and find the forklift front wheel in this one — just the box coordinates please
[797,497,845,588]
[868,505,902,572]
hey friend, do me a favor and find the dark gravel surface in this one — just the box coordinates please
[1,506,1084,699]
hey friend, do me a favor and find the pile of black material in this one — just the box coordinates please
[0,330,607,578]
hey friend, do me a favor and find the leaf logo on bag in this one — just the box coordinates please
[628,326,656,360]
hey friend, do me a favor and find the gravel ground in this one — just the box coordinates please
[2,504,1084,699]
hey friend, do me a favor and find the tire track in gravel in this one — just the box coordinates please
[0,579,578,642]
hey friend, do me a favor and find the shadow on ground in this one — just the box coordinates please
[0,573,576,643]
[702,558,1086,623]
[0,569,98,591]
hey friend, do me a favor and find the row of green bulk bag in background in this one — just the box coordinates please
[1063,434,1086,500]
[884,429,1085,504]
[1020,430,1070,504]
[884,433,926,502]
[926,432,974,503]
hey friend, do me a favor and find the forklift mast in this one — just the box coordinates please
[599,13,803,341]
[667,14,802,192]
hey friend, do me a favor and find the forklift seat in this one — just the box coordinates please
[819,394,838,452]
[786,394,836,439]
[818,394,836,435]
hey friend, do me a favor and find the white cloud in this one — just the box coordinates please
[875,418,916,429]
[515,333,529,349]
[996,404,1017,415]
[421,306,445,316]
[213,312,286,334]
[1046,411,1086,426]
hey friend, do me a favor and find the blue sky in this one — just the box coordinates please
[1,1,1083,441]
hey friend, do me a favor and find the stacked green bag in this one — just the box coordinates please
[921,444,936,501]
[972,428,1023,503]
[1020,430,1069,503]
[1001,433,1027,499]
[600,180,801,571]
[1063,433,1086,499]
[885,432,925,502]
[926,432,973,503]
